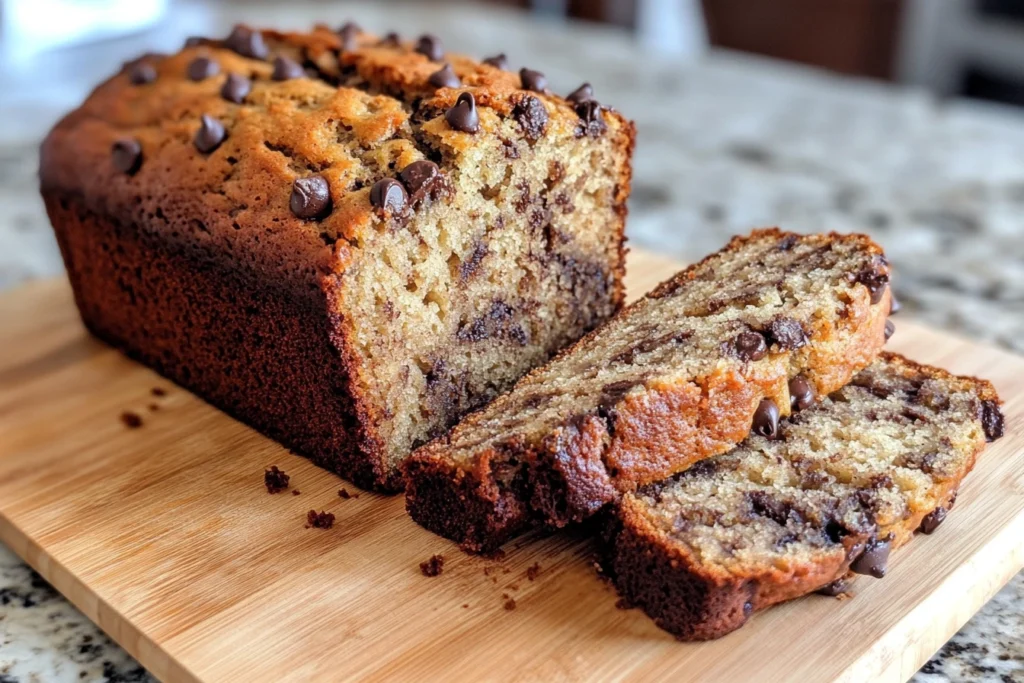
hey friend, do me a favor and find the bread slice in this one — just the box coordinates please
[405,229,894,552]
[604,353,1004,640]
[40,24,633,490]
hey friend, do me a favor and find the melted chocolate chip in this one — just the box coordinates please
[596,380,642,434]
[752,398,780,439]
[918,507,947,534]
[416,34,443,61]
[220,73,251,103]
[889,294,901,315]
[816,576,850,596]
[380,32,401,46]
[884,319,895,341]
[446,92,480,133]
[399,160,442,202]
[129,62,157,85]
[511,95,548,141]
[193,114,226,153]
[981,399,1004,442]
[483,53,509,70]
[566,82,594,104]
[857,268,890,304]
[225,25,269,59]
[290,175,332,220]
[272,56,305,81]
[184,36,205,48]
[519,68,547,92]
[789,376,815,411]
[850,535,891,578]
[734,331,768,361]
[187,56,219,81]
[428,63,461,89]
[111,138,143,175]
[574,100,607,138]
[766,318,808,350]
[370,178,408,214]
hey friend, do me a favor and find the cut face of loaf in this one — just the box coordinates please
[405,229,894,552]
[605,353,1004,641]
[39,25,634,490]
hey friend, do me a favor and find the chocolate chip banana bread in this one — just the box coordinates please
[405,229,893,552]
[40,24,634,490]
[604,353,1004,640]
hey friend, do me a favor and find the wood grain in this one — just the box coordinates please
[0,250,1021,683]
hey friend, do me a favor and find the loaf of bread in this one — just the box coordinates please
[604,353,1004,640]
[39,24,634,490]
[405,229,894,552]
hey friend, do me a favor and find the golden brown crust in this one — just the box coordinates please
[41,25,634,490]
[604,352,1001,640]
[405,229,893,551]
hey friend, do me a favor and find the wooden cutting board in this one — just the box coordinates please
[1,249,1022,683]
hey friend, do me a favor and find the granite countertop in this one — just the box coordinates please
[1,2,1021,681]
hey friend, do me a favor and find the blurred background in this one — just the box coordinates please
[0,2,1022,682]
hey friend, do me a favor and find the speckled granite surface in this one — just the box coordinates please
[0,3,1021,682]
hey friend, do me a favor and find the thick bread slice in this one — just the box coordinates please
[405,229,894,552]
[604,353,1004,640]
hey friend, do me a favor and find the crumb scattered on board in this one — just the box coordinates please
[120,411,143,428]
[420,555,445,577]
[292,489,301,496]
[503,597,517,611]
[264,466,290,493]
[147,403,160,412]
[306,510,335,529]
[526,563,541,581]
[151,387,167,397]
[338,488,359,499]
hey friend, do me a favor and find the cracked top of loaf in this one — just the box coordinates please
[39,23,633,288]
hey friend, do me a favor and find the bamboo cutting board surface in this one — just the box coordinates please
[0,249,1022,683]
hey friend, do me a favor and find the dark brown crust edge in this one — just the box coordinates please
[601,352,1003,640]
[44,191,397,491]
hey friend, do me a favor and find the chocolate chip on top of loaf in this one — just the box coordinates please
[405,229,893,553]
[40,23,635,490]
[605,353,1003,640]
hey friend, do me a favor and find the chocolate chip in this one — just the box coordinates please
[370,178,408,214]
[184,36,205,48]
[399,160,442,202]
[519,68,547,92]
[889,294,901,315]
[918,507,947,534]
[857,268,890,304]
[789,376,815,411]
[483,53,508,70]
[511,95,548,141]
[428,63,461,89]
[446,92,480,134]
[225,25,269,59]
[111,139,143,175]
[766,318,808,350]
[220,73,251,103]
[380,32,401,46]
[272,56,305,81]
[734,331,767,361]
[129,62,157,85]
[884,319,895,341]
[752,398,780,439]
[816,576,850,596]
[290,175,332,220]
[415,34,443,61]
[566,82,594,104]
[193,114,226,153]
[187,57,219,81]
[850,535,891,578]
[981,399,1004,442]
[338,21,361,51]
[574,100,607,137]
